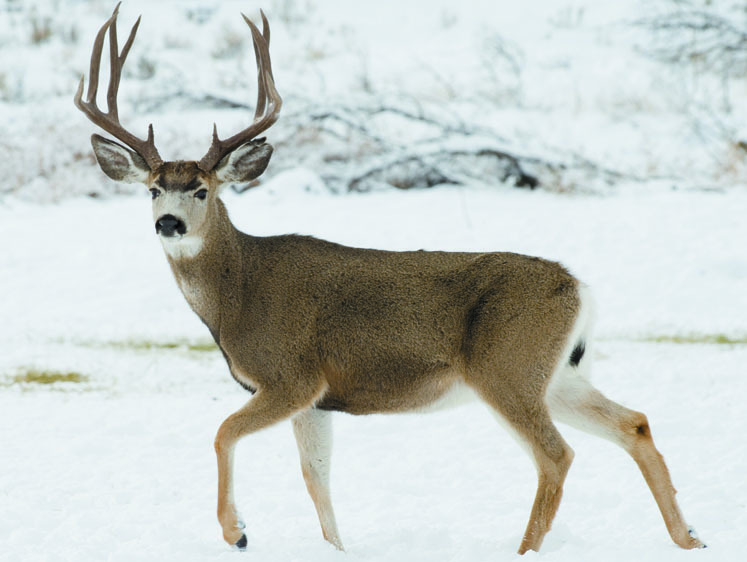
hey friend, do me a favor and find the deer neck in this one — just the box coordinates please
[164,198,254,337]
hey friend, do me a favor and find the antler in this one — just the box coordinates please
[197,10,283,172]
[74,2,163,170]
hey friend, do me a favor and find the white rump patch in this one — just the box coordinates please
[545,284,603,429]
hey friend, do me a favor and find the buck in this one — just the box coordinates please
[75,5,704,555]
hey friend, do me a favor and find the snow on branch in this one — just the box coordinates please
[265,99,640,193]
[635,5,747,75]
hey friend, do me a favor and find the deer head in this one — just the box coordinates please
[74,3,282,251]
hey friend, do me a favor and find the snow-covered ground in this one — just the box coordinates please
[1,182,746,561]
[1,0,746,560]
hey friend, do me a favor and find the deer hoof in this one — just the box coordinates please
[686,527,706,549]
[234,534,248,550]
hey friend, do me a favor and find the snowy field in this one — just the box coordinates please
[1,184,746,561]
[1,0,746,561]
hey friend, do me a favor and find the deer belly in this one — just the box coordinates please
[316,366,471,415]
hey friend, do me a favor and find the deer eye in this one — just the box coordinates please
[149,188,161,200]
[194,189,208,200]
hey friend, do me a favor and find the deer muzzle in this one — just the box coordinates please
[155,214,187,237]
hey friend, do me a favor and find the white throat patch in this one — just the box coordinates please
[160,235,204,259]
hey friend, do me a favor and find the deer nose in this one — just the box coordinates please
[155,214,186,237]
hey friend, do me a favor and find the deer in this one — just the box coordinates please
[74,4,705,555]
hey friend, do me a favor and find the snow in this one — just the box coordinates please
[1,0,746,560]
[1,182,746,561]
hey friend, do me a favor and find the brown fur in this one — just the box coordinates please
[155,161,204,191]
[166,198,580,418]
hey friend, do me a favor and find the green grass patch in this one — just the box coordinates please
[108,339,218,353]
[637,333,747,345]
[74,338,218,354]
[9,369,89,386]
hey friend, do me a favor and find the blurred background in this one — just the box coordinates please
[1,0,745,201]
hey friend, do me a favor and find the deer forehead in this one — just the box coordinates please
[151,161,212,191]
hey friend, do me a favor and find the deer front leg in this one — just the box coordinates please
[292,408,344,550]
[214,382,325,549]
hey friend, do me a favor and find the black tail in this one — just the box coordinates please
[569,340,585,367]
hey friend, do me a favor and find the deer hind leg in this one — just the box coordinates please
[214,381,325,549]
[546,366,705,549]
[477,386,575,554]
[291,408,344,551]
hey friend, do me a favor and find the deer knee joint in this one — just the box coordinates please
[214,420,236,454]
[561,445,574,472]
[631,413,651,439]
[636,421,650,437]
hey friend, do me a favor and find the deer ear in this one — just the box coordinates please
[90,134,151,184]
[214,140,273,184]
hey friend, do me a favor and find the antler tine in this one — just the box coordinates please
[106,8,120,118]
[84,3,119,106]
[252,10,272,120]
[252,16,267,120]
[198,11,282,172]
[260,9,270,44]
[107,11,141,120]
[74,3,163,170]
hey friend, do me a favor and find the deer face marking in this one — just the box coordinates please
[89,135,274,261]
[147,143,274,255]
[147,161,214,256]
[79,5,280,264]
